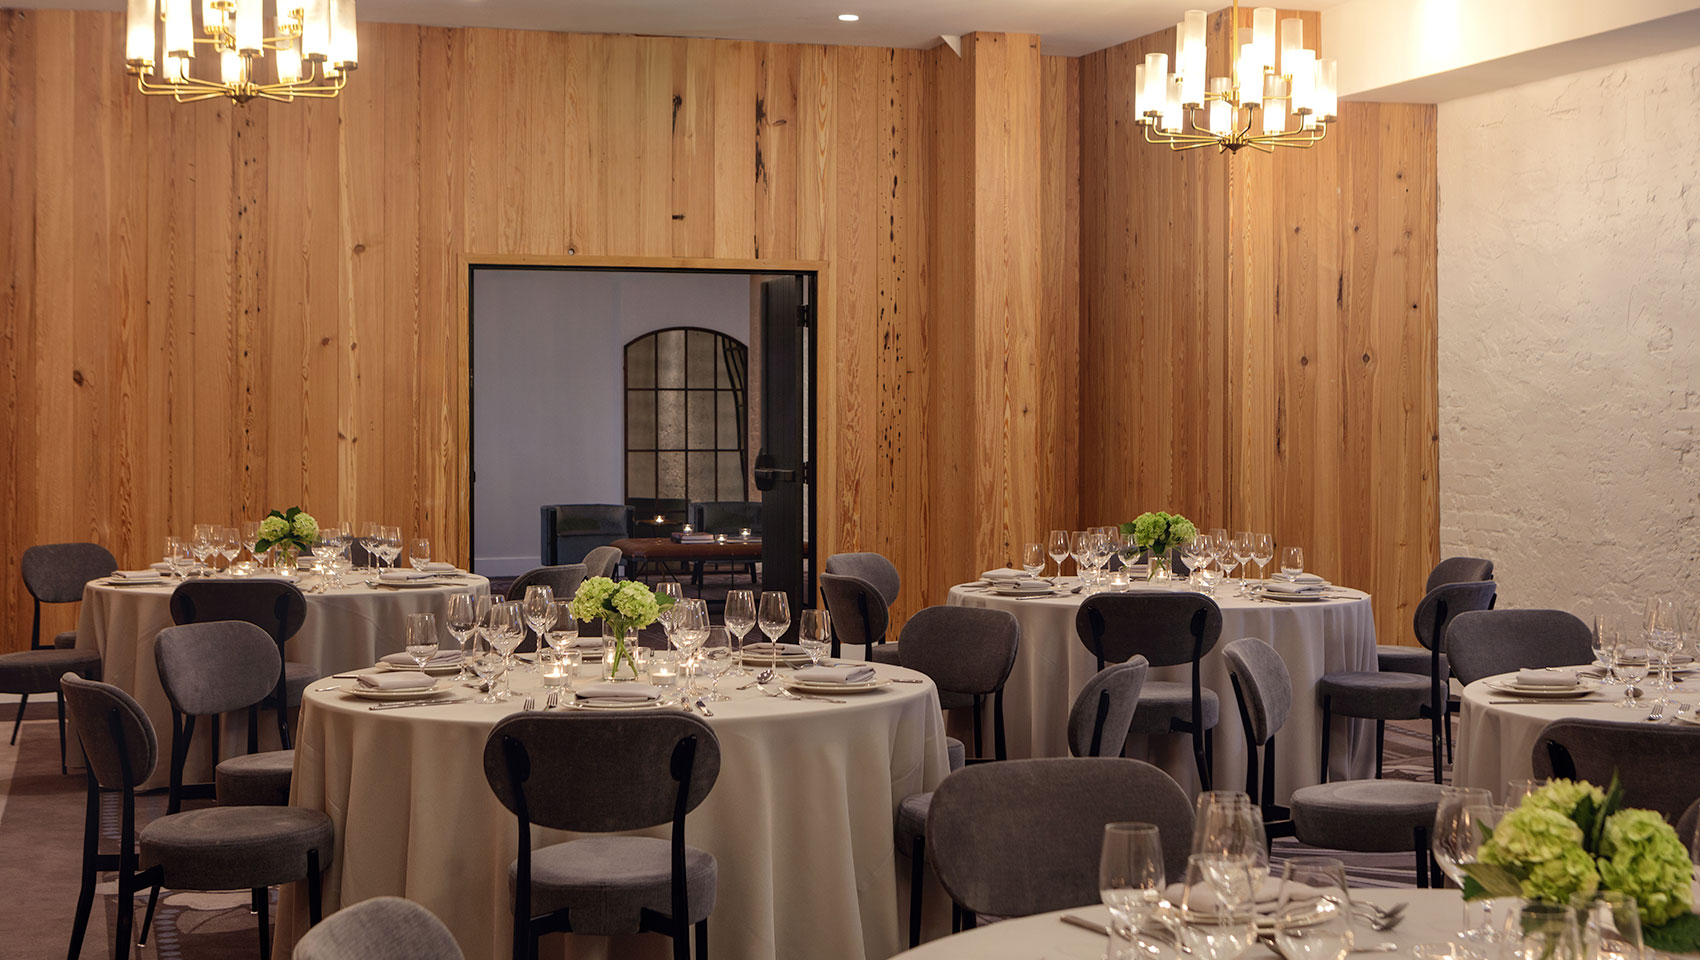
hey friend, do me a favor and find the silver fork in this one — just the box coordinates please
[1647,699,1667,722]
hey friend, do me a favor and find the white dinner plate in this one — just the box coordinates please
[569,696,668,710]
[1261,591,1330,603]
[104,577,167,586]
[739,652,812,666]
[784,677,890,694]
[991,586,1057,597]
[378,660,464,676]
[339,680,455,701]
[1484,679,1598,699]
[374,577,453,589]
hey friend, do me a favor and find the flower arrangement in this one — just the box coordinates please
[254,506,318,555]
[567,577,675,680]
[1464,777,1698,951]
[1120,511,1198,556]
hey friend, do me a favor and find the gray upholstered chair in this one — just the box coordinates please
[581,545,622,579]
[1067,658,1149,759]
[1532,719,1700,821]
[1444,609,1593,686]
[819,571,901,664]
[294,896,464,960]
[505,564,589,652]
[1075,592,1223,789]
[1224,637,1445,886]
[0,642,102,774]
[169,578,316,750]
[1378,556,1494,675]
[687,501,761,534]
[154,621,295,813]
[60,674,331,960]
[898,606,1020,761]
[925,758,1194,931]
[539,503,632,565]
[22,542,117,649]
[1319,580,1497,783]
[484,711,721,960]
[822,552,900,608]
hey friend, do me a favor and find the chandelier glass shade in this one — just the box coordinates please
[123,0,358,103]
[1135,0,1338,153]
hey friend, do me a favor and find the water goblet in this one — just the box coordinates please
[165,536,192,579]
[723,589,756,676]
[408,539,431,571]
[758,591,791,671]
[1591,614,1618,686]
[380,526,403,570]
[1071,531,1092,581]
[1174,853,1258,960]
[799,608,831,665]
[1101,822,1166,955]
[1048,529,1071,580]
[1022,542,1046,580]
[657,580,686,645]
[446,592,479,682]
[700,627,734,701]
[469,633,504,704]
[1252,534,1274,580]
[239,520,262,563]
[486,601,524,701]
[1280,546,1304,578]
[404,612,440,670]
[522,585,556,668]
[1273,857,1355,960]
[217,526,241,572]
[1611,643,1649,708]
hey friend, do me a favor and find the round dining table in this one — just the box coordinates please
[1454,671,1700,797]
[274,662,951,960]
[75,570,490,789]
[947,578,1378,800]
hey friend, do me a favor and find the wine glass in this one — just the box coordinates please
[1192,792,1269,895]
[700,627,734,701]
[1592,614,1618,686]
[381,526,403,570]
[191,523,217,577]
[486,601,524,700]
[1048,529,1070,580]
[799,608,832,665]
[165,536,192,579]
[1252,534,1274,580]
[1021,542,1046,580]
[312,525,343,576]
[544,600,579,658]
[408,539,431,571]
[446,592,479,682]
[1577,892,1643,960]
[1070,531,1091,581]
[723,589,756,676]
[1216,537,1241,591]
[239,520,262,563]
[522,585,556,667]
[358,521,381,570]
[1503,779,1546,805]
[1280,547,1304,578]
[1175,853,1258,960]
[1183,536,1212,584]
[217,526,241,572]
[1611,640,1649,708]
[1100,822,1167,951]
[469,632,504,704]
[1232,533,1255,591]
[757,591,791,670]
[656,580,687,644]
[672,598,710,693]
[1432,788,1497,934]
[1645,598,1682,696]
[404,612,440,670]
[1273,857,1355,960]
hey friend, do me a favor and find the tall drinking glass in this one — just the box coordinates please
[723,589,756,675]
[1432,787,1497,935]
[469,632,504,704]
[217,526,241,572]
[673,598,710,693]
[757,591,791,671]
[1645,598,1682,696]
[1021,542,1046,580]
[1047,529,1070,579]
[657,580,686,646]
[408,539,431,571]
[1273,858,1355,960]
[1101,823,1167,954]
[446,592,479,682]
[1071,531,1091,581]
[487,601,524,700]
[798,608,831,665]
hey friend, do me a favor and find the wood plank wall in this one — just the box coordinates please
[1079,10,1440,649]
[0,10,1078,652]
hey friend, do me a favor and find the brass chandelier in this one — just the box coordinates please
[1136,0,1338,153]
[123,0,358,104]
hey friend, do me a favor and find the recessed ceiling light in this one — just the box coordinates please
[838,13,860,21]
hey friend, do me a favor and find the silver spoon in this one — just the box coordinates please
[695,698,713,717]
[738,669,775,690]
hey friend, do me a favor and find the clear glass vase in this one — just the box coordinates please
[1148,552,1171,582]
[602,622,641,681]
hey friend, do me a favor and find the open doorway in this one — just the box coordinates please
[468,265,815,626]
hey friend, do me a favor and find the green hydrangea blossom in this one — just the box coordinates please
[610,581,663,627]
[1523,846,1600,903]
[1524,779,1606,820]
[1597,810,1693,925]
[568,577,619,624]
[291,512,318,543]
[1124,512,1198,555]
[1481,806,1586,866]
[258,515,290,542]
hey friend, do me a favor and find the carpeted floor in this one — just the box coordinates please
[0,698,1449,958]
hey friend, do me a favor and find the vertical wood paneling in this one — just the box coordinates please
[0,11,1078,651]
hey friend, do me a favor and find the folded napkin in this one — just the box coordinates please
[980,568,1029,581]
[379,650,462,667]
[575,682,663,701]
[1271,572,1326,584]
[793,664,877,684]
[1262,580,1328,595]
[378,569,435,582]
[149,562,173,572]
[356,671,435,690]
[743,641,807,656]
[992,579,1051,593]
[568,636,604,649]
[420,561,458,573]
[1514,668,1579,688]
[1166,877,1286,911]
[112,569,164,580]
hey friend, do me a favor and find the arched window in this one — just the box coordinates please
[625,328,749,513]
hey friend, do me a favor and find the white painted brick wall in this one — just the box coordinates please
[1439,44,1700,627]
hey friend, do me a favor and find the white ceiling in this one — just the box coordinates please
[18,0,1331,57]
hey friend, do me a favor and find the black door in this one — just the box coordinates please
[753,276,813,637]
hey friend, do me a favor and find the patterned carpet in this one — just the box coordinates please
[0,699,1447,958]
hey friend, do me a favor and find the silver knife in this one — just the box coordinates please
[369,697,475,711]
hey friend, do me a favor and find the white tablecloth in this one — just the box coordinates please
[891,888,1460,960]
[946,580,1378,800]
[1455,672,1699,799]
[275,664,951,960]
[74,573,490,789]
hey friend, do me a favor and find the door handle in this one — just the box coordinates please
[752,452,797,491]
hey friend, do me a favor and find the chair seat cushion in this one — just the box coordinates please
[945,736,965,772]
[0,648,102,694]
[1290,780,1446,852]
[511,836,716,935]
[896,791,931,852]
[216,749,295,806]
[1376,644,1447,677]
[53,630,78,650]
[1127,680,1219,733]
[869,644,902,666]
[139,805,333,890]
[1318,672,1430,719]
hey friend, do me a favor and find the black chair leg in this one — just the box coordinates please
[993,692,1007,762]
[256,888,271,960]
[673,923,690,960]
[1413,826,1430,889]
[67,776,100,960]
[1375,719,1385,779]
[1444,704,1455,763]
[10,692,27,745]
[909,836,926,947]
[250,887,263,915]
[1191,730,1211,791]
[137,882,162,946]
[1318,698,1333,784]
[695,919,708,960]
[962,909,977,930]
[951,903,962,934]
[1429,711,1443,784]
[57,691,69,774]
[113,872,135,960]
[307,849,324,925]
[972,695,984,760]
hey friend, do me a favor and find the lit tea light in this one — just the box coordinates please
[716,533,726,543]
[681,524,694,534]
[541,664,568,687]
[653,514,665,523]
[650,663,677,687]
[739,527,752,538]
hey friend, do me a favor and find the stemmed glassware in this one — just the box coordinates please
[1431,787,1497,935]
[699,627,734,701]
[1504,902,1586,960]
[379,526,403,570]
[1100,822,1166,954]
[543,600,580,687]
[1216,535,1241,591]
[1047,529,1070,580]
[1184,537,1213,586]
[191,523,217,576]
[239,520,262,566]
[723,589,756,676]
[486,601,524,700]
[446,592,479,682]
[404,612,440,670]
[1175,853,1258,960]
[1070,531,1091,582]
[1591,614,1617,686]
[469,632,504,704]
[1232,533,1255,592]
[1021,542,1046,580]
[522,585,556,669]
[1611,638,1649,708]
[1252,534,1274,581]
[165,536,193,578]
[1117,534,1144,582]
[672,598,710,693]
[1192,792,1269,895]
[1644,598,1682,697]
[408,539,431,571]
[312,525,344,579]
[359,522,381,571]
[217,526,241,573]
[1272,858,1355,960]
[798,608,832,666]
[656,580,686,647]
[757,591,791,671]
